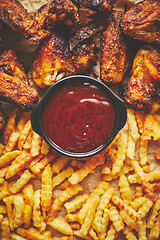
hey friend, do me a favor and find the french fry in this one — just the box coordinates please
[3,195,14,230]
[120,209,142,230]
[22,184,34,228]
[0,143,5,156]
[0,150,21,168]
[118,174,132,202]
[0,204,7,214]
[9,170,33,194]
[52,167,74,189]
[41,140,50,155]
[135,186,143,198]
[3,109,17,145]
[149,211,160,240]
[112,132,128,175]
[17,120,31,151]
[30,131,42,157]
[11,233,27,240]
[69,150,106,185]
[78,194,100,236]
[65,214,78,222]
[127,108,140,141]
[88,228,98,240]
[6,152,32,179]
[98,208,110,240]
[147,198,160,228]
[64,194,89,213]
[123,226,137,240]
[58,180,71,190]
[41,164,53,221]
[49,218,73,235]
[92,186,115,233]
[152,115,160,140]
[141,115,154,140]
[138,218,147,240]
[109,206,124,232]
[4,132,20,153]
[13,195,24,228]
[31,153,56,174]
[130,197,148,211]
[52,155,70,175]
[1,217,10,240]
[105,224,116,240]
[48,184,83,222]
[23,129,33,150]
[17,227,51,240]
[139,139,148,166]
[137,199,153,219]
[126,134,135,160]
[33,189,46,232]
[0,181,10,200]
[135,111,145,134]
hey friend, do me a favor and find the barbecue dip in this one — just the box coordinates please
[42,82,116,153]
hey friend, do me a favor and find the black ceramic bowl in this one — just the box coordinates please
[31,75,127,158]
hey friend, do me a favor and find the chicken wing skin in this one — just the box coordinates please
[0,0,79,42]
[125,45,160,113]
[72,0,117,12]
[100,11,129,84]
[121,0,160,45]
[0,110,5,132]
[0,50,39,111]
[32,28,96,88]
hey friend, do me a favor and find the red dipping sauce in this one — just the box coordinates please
[42,83,116,153]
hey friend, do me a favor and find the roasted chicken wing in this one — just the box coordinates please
[100,11,129,84]
[0,0,80,42]
[0,50,39,111]
[0,110,5,132]
[121,0,160,45]
[72,0,117,12]
[32,26,97,88]
[125,45,160,113]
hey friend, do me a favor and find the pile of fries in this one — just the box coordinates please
[0,102,160,240]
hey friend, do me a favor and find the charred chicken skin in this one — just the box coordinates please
[100,11,129,84]
[0,0,80,42]
[121,0,160,45]
[125,45,160,113]
[0,50,39,111]
[72,0,117,12]
[32,27,97,88]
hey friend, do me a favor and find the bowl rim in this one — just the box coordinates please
[31,75,127,158]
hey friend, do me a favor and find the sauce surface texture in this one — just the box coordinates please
[42,83,116,153]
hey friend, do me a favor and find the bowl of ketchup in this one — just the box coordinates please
[31,75,127,158]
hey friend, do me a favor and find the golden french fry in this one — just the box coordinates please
[23,129,33,150]
[138,218,147,240]
[135,186,143,198]
[126,134,135,160]
[118,174,132,203]
[58,179,71,190]
[48,184,83,222]
[149,211,160,240]
[41,164,53,221]
[18,120,31,151]
[127,108,140,141]
[31,153,56,174]
[0,143,5,156]
[30,131,42,157]
[112,132,128,175]
[109,206,124,232]
[49,218,73,235]
[3,195,14,230]
[0,181,10,200]
[52,167,74,189]
[65,214,78,222]
[4,132,20,153]
[51,155,70,175]
[11,233,27,240]
[1,217,10,239]
[147,198,160,228]
[98,208,110,240]
[152,115,160,140]
[23,184,34,228]
[71,160,84,169]
[105,224,116,240]
[0,150,21,168]
[141,115,154,140]
[9,170,33,194]
[135,111,145,134]
[64,194,89,214]
[41,140,50,155]
[13,195,24,228]
[123,226,137,240]
[6,152,32,179]
[17,227,51,240]
[69,150,106,185]
[33,189,46,232]
[139,139,148,166]
[137,199,153,219]
[130,197,148,211]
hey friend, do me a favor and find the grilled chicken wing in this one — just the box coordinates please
[32,27,97,88]
[72,0,117,12]
[0,50,39,111]
[121,0,160,45]
[125,45,160,113]
[100,11,129,84]
[0,0,79,42]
